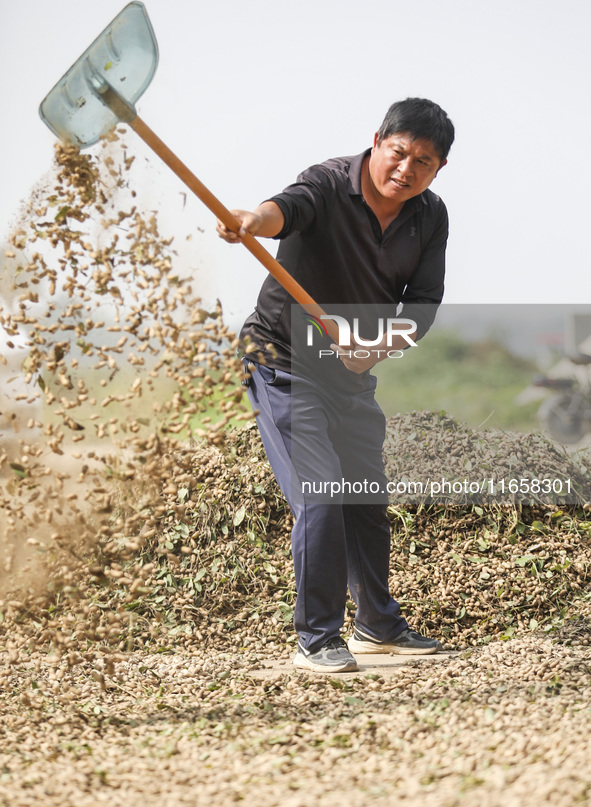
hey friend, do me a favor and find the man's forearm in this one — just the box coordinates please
[251,201,285,238]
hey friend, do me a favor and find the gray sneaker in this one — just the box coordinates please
[294,636,359,673]
[348,626,442,655]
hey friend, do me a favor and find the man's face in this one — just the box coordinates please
[368,132,446,205]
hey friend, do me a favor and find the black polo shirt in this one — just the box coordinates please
[240,149,448,388]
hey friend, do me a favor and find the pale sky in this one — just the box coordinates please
[1,0,590,330]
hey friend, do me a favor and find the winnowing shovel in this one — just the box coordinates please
[39,1,339,341]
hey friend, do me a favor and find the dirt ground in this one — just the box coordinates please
[1,633,590,807]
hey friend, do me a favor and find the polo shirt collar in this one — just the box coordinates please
[348,150,369,196]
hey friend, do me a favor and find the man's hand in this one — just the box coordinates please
[331,341,381,374]
[331,326,418,374]
[216,201,284,243]
[216,210,263,243]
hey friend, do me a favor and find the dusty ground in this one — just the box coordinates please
[1,633,590,807]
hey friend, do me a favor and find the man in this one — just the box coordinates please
[217,97,454,673]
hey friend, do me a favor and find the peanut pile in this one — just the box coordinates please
[383,409,591,505]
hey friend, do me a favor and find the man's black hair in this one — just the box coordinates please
[377,98,455,161]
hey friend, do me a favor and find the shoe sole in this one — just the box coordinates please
[348,638,439,655]
[293,651,359,673]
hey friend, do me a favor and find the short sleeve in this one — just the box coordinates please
[265,163,337,239]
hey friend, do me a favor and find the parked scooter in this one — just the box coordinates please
[533,354,591,443]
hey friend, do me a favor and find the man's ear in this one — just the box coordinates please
[435,158,448,176]
[372,132,380,150]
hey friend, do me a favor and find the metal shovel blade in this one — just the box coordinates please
[39,1,158,148]
[37,1,338,334]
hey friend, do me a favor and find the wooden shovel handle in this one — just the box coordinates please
[129,116,339,343]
